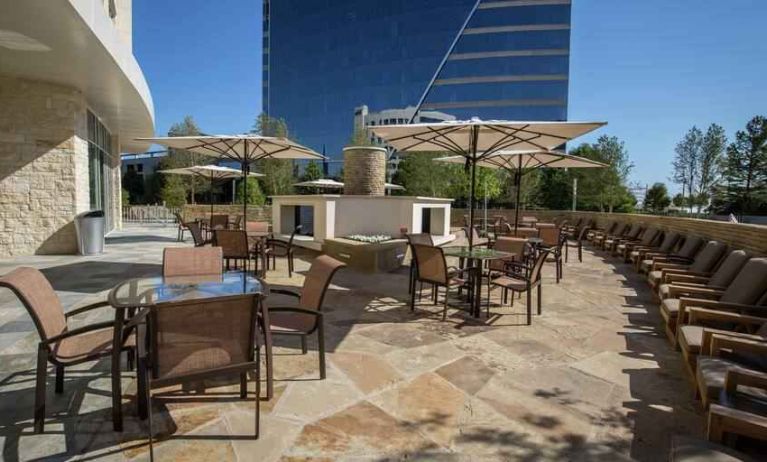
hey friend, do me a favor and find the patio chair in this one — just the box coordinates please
[188,221,208,247]
[657,250,749,301]
[207,214,229,240]
[0,267,135,433]
[485,237,528,295]
[616,227,660,261]
[707,365,767,448]
[266,225,301,278]
[162,246,223,277]
[593,223,627,249]
[247,221,271,277]
[661,257,767,345]
[587,220,617,242]
[603,223,643,253]
[647,240,727,292]
[462,226,489,247]
[694,333,767,409]
[405,233,434,295]
[488,248,551,324]
[677,302,767,383]
[410,244,475,320]
[566,224,591,263]
[512,227,539,239]
[173,211,192,242]
[232,215,243,230]
[639,234,703,275]
[538,225,566,283]
[629,230,682,269]
[521,216,538,227]
[267,255,346,389]
[214,229,251,272]
[136,293,262,459]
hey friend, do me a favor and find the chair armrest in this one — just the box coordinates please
[267,239,289,248]
[701,329,767,357]
[42,321,115,345]
[267,306,322,317]
[668,285,723,298]
[65,300,112,318]
[710,334,767,361]
[679,297,766,313]
[269,288,301,299]
[655,263,691,271]
[688,307,767,327]
[663,273,711,284]
[725,368,767,394]
[707,403,767,443]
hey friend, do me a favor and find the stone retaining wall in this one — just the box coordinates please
[182,204,272,223]
[452,209,767,255]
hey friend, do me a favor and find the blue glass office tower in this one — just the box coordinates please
[263,0,571,166]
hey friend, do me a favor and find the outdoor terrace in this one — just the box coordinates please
[0,224,705,461]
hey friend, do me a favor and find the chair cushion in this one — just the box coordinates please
[658,283,671,299]
[54,327,135,365]
[648,270,663,286]
[661,298,680,322]
[629,250,640,262]
[640,259,653,273]
[270,311,317,334]
[670,436,755,462]
[696,357,767,405]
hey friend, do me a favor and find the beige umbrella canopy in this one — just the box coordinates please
[157,165,264,215]
[293,179,406,192]
[434,150,608,232]
[369,119,606,247]
[138,134,325,219]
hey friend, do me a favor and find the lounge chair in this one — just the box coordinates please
[136,293,262,458]
[695,334,767,409]
[0,267,136,433]
[647,240,728,292]
[616,227,660,261]
[657,250,749,301]
[593,223,627,249]
[629,231,682,269]
[707,364,767,449]
[639,234,704,275]
[587,220,617,243]
[604,223,643,253]
[670,435,757,462]
[162,246,223,277]
[660,257,767,345]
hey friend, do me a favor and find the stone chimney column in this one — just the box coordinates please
[343,147,386,196]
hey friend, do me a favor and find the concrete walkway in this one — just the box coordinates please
[0,225,704,461]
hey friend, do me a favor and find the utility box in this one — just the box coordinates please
[74,210,105,255]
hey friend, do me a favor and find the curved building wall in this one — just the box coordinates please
[263,0,571,169]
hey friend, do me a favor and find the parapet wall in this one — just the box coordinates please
[452,209,767,255]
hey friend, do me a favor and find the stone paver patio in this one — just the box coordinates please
[0,225,705,461]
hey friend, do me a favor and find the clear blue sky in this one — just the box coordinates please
[134,0,767,191]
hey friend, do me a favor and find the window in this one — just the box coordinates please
[87,111,113,230]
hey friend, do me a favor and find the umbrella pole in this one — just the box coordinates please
[210,177,214,217]
[514,168,521,234]
[468,125,479,250]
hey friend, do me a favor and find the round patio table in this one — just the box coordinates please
[443,247,514,317]
[106,271,268,431]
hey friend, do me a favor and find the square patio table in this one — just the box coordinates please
[443,247,515,317]
[106,271,268,431]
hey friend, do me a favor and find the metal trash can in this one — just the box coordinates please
[74,210,105,255]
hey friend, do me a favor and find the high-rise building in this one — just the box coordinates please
[263,0,571,171]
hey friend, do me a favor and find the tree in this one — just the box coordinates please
[157,115,211,204]
[121,169,144,204]
[695,124,727,213]
[301,160,323,182]
[671,126,703,212]
[718,116,767,215]
[535,169,571,210]
[569,136,633,212]
[250,113,295,196]
[160,174,187,208]
[392,152,461,198]
[672,193,686,208]
[643,182,671,213]
[235,177,266,205]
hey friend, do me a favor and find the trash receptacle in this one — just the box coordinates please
[74,210,105,255]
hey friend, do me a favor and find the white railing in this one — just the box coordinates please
[122,205,179,224]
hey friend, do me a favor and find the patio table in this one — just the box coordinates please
[443,247,514,317]
[106,271,268,431]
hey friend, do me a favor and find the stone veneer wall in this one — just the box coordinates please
[451,209,767,255]
[343,147,386,196]
[182,204,272,223]
[0,76,121,257]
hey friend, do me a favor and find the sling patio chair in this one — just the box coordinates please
[661,258,767,345]
[630,230,682,269]
[410,244,476,321]
[173,211,193,242]
[266,255,346,396]
[512,226,539,239]
[676,300,767,383]
[187,221,208,247]
[232,215,244,231]
[657,250,750,301]
[706,366,767,451]
[247,221,272,277]
[0,267,136,433]
[405,233,435,295]
[647,240,728,292]
[485,237,528,299]
[266,225,302,278]
[214,229,252,272]
[616,227,661,261]
[136,293,262,460]
[639,234,704,275]
[603,223,643,253]
[694,333,767,410]
[462,226,490,247]
[488,248,551,324]
[593,222,627,249]
[566,224,592,263]
[538,224,566,283]
[162,246,223,277]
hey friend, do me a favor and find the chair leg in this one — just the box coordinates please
[127,348,135,371]
[255,353,261,439]
[34,345,47,433]
[579,244,583,263]
[537,283,542,315]
[55,365,64,394]
[288,253,294,278]
[300,335,308,354]
[318,321,326,380]
[410,278,417,312]
[526,289,532,325]
[240,372,247,399]
[442,286,449,321]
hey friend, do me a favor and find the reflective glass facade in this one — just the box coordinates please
[263,0,571,167]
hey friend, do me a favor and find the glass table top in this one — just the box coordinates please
[443,247,515,260]
[109,271,267,308]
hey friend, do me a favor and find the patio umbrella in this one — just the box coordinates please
[157,165,264,215]
[293,179,405,192]
[434,150,608,233]
[137,135,325,220]
[369,119,606,247]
